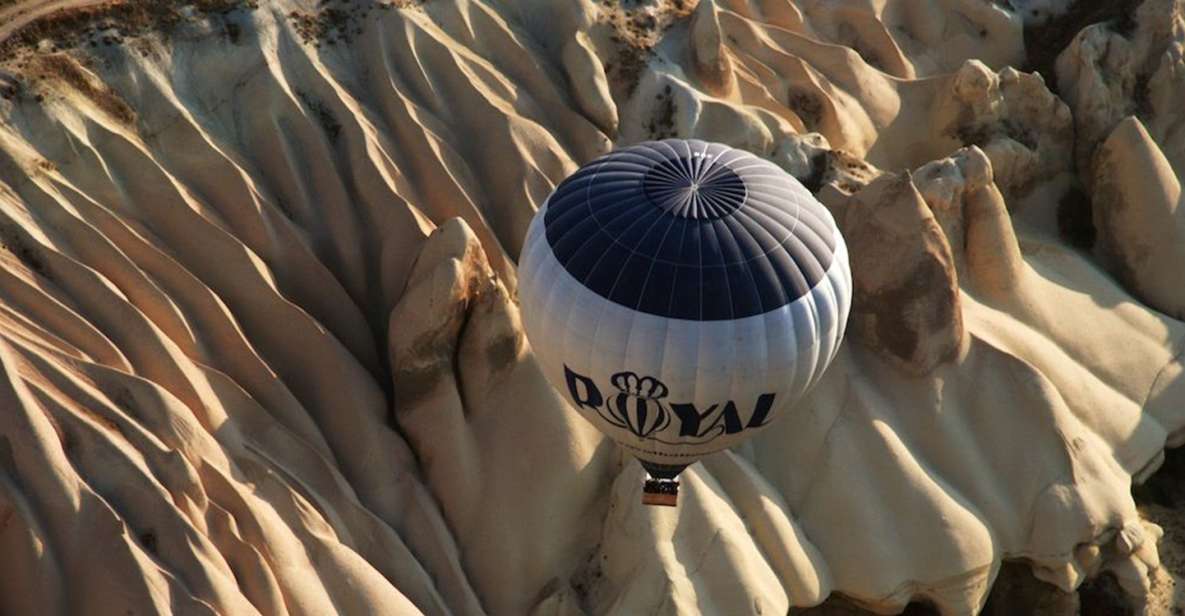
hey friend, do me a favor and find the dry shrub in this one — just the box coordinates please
[26,53,135,124]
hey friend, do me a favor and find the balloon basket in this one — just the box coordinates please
[642,476,679,507]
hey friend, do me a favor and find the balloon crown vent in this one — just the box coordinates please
[642,155,746,220]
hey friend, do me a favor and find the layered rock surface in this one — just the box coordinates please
[0,0,1182,615]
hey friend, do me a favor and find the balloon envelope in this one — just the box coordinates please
[518,139,851,474]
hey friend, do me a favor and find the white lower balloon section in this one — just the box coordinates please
[519,200,852,466]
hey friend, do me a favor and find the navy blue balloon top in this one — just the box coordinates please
[543,139,836,321]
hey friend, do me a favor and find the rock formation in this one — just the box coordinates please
[0,0,1182,614]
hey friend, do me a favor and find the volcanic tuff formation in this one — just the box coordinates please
[0,0,1183,614]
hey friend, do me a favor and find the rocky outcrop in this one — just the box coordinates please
[689,0,736,96]
[389,219,615,615]
[838,173,964,375]
[932,60,1074,199]
[773,132,883,197]
[1055,0,1185,182]
[1091,116,1185,320]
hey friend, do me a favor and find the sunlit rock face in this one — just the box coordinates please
[0,1,1182,615]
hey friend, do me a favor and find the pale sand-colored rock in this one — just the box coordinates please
[834,172,964,376]
[1056,0,1185,180]
[1091,116,1185,321]
[0,0,1182,615]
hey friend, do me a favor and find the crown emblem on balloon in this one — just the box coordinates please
[611,372,668,401]
[602,371,671,439]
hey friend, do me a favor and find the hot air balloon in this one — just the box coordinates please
[518,139,852,506]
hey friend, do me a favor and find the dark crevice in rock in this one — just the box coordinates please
[1078,572,1136,616]
[982,561,1078,615]
[1056,183,1096,251]
[1135,444,1185,511]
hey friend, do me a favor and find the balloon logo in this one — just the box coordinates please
[518,139,853,506]
[603,372,671,439]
